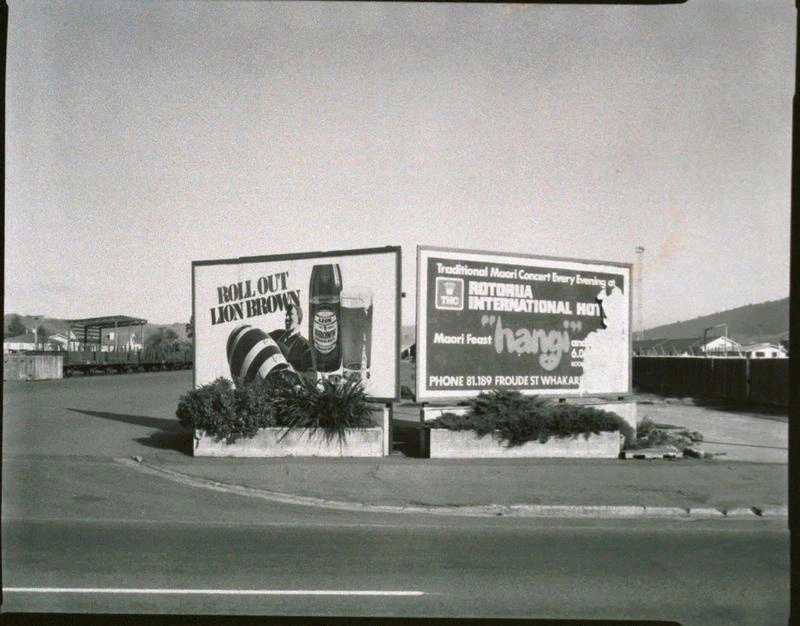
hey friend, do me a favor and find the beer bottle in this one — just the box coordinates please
[308,263,342,372]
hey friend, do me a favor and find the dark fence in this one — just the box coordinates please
[632,356,789,408]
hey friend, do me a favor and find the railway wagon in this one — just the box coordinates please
[62,346,193,376]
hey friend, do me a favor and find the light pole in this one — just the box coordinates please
[634,246,645,342]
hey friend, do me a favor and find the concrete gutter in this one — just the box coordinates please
[117,457,785,520]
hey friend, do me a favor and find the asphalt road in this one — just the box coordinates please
[3,371,195,459]
[2,456,790,623]
[2,372,791,624]
[2,505,790,622]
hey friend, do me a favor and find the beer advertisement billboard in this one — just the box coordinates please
[193,246,401,401]
[416,246,632,401]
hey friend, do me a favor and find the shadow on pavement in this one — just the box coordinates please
[134,431,193,455]
[67,408,192,455]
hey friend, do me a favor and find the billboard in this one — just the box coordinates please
[193,246,401,401]
[416,246,631,400]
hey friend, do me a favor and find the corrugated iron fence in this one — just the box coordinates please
[633,356,788,407]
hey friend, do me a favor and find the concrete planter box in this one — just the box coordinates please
[429,429,622,459]
[192,405,390,458]
[194,426,385,457]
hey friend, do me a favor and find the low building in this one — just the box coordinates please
[3,333,61,353]
[741,343,788,359]
[633,335,742,357]
[3,333,38,353]
[701,335,742,356]
[48,331,79,351]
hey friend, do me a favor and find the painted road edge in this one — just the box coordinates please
[3,587,426,596]
[116,458,786,520]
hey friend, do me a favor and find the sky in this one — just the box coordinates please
[5,0,795,328]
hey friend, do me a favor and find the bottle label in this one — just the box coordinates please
[313,309,338,354]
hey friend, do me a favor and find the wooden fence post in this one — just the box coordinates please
[745,357,752,404]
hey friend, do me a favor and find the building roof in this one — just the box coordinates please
[66,316,148,330]
[66,316,148,343]
[742,342,787,352]
[3,333,37,343]
[3,333,62,347]
[634,335,741,355]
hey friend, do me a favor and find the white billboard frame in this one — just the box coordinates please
[416,245,633,402]
[192,246,401,403]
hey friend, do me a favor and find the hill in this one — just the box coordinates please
[643,297,789,345]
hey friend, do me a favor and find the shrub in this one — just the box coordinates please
[270,376,375,443]
[627,417,704,451]
[430,411,475,431]
[429,390,634,447]
[543,404,635,447]
[177,375,376,445]
[176,376,279,443]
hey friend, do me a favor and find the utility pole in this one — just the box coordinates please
[634,246,645,342]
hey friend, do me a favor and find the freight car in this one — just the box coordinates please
[62,345,193,376]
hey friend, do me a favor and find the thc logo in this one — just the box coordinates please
[435,277,464,311]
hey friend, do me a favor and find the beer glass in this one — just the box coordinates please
[340,287,373,381]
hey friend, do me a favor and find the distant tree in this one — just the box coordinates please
[176,337,192,351]
[6,315,26,337]
[145,328,180,351]
[30,324,53,349]
[186,315,194,339]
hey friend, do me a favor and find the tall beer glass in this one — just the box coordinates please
[341,287,373,381]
